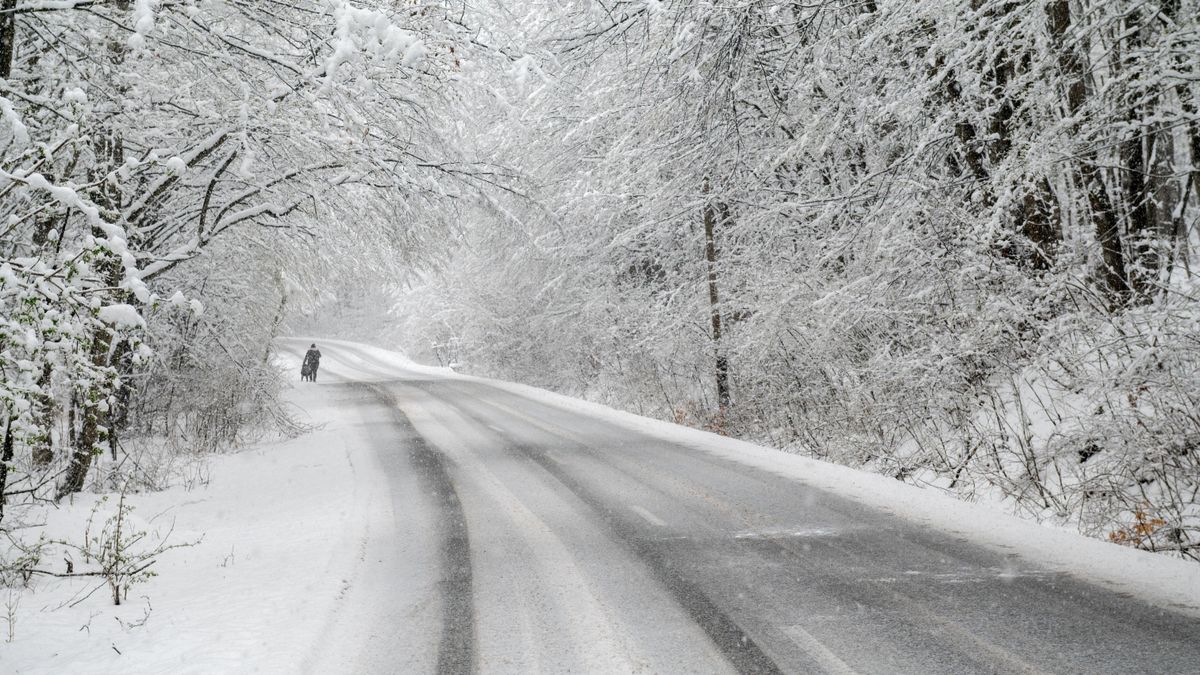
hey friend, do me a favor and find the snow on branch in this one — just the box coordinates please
[324,1,425,86]
[0,96,30,147]
[127,0,158,49]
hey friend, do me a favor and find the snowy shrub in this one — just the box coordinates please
[74,491,194,606]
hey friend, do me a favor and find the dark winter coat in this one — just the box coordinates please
[303,348,322,370]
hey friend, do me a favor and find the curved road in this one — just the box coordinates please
[283,340,1200,674]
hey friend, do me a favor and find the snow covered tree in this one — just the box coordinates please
[394,0,1200,557]
[1,0,480,511]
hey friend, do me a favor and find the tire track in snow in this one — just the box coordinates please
[518,443,784,675]
[368,384,475,674]
[411,380,782,675]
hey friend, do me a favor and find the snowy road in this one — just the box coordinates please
[283,340,1200,675]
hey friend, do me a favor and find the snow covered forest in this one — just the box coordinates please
[2,0,1199,577]
[388,0,1200,558]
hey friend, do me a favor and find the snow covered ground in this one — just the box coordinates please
[3,338,1198,673]
[1,351,437,673]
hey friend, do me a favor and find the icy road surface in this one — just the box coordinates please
[282,339,1200,675]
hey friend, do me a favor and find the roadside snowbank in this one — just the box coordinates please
[471,373,1200,618]
[1,374,393,673]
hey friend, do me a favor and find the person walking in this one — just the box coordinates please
[302,343,322,382]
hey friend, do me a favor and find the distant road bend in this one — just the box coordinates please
[281,339,1200,675]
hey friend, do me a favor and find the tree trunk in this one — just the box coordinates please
[0,0,15,79]
[57,406,98,500]
[1118,7,1172,301]
[108,340,133,460]
[1045,1,1086,114]
[1119,9,1155,299]
[264,268,289,365]
[0,414,14,523]
[1122,127,1157,297]
[703,179,731,410]
[56,337,110,500]
[1167,0,1198,275]
[32,363,54,466]
[1087,165,1132,305]
[1168,110,1197,275]
[952,2,1062,268]
[59,126,126,499]
[1047,0,1130,306]
[1018,177,1061,271]
[1150,124,1181,280]
[1183,102,1200,205]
